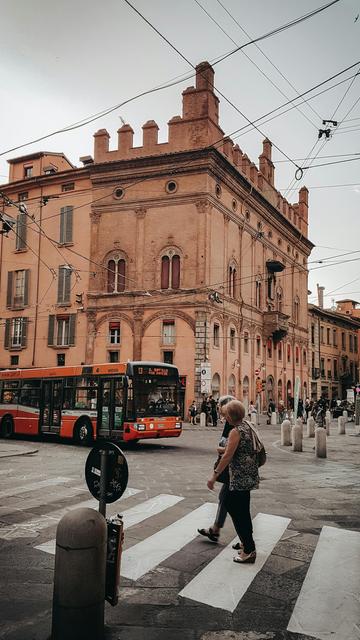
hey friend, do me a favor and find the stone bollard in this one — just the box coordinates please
[52,508,107,640]
[271,412,277,425]
[281,419,291,446]
[307,417,315,438]
[342,410,348,423]
[325,416,330,436]
[200,412,206,427]
[325,409,331,422]
[292,424,302,452]
[250,412,257,425]
[296,417,303,435]
[315,427,327,458]
[338,416,346,434]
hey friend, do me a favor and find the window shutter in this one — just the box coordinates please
[64,268,71,302]
[118,259,125,292]
[16,213,27,250]
[57,268,64,303]
[69,314,76,346]
[107,260,115,293]
[4,319,11,349]
[21,318,28,347]
[48,315,55,346]
[65,206,73,243]
[24,270,29,305]
[60,208,65,243]
[161,256,170,289]
[6,272,13,308]
[171,255,180,289]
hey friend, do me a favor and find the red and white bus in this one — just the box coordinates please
[0,361,182,444]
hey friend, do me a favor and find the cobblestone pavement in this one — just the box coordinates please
[0,418,359,640]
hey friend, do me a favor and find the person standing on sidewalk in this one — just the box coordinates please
[197,395,235,543]
[208,400,259,564]
[189,400,197,425]
[210,396,218,427]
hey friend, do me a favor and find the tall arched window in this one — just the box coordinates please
[255,277,262,308]
[228,265,237,298]
[107,257,126,293]
[161,252,180,290]
[276,287,283,312]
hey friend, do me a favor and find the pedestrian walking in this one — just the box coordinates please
[197,395,235,543]
[248,400,257,421]
[209,396,218,427]
[267,399,275,424]
[189,400,197,425]
[208,400,260,564]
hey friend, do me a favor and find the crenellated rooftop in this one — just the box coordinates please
[93,61,308,236]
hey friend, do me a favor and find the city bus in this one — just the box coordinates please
[0,361,182,445]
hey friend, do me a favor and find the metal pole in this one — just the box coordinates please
[99,449,107,518]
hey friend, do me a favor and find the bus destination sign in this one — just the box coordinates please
[134,366,170,376]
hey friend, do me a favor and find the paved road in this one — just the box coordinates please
[0,420,359,640]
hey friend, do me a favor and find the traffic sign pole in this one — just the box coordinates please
[99,449,107,517]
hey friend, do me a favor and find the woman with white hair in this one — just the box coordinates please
[208,399,259,564]
[197,394,236,543]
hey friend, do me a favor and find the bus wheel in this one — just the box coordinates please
[74,419,93,446]
[1,416,14,439]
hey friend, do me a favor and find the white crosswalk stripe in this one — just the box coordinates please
[0,477,72,500]
[179,513,291,612]
[287,525,360,640]
[35,493,181,555]
[120,502,217,581]
[0,487,142,541]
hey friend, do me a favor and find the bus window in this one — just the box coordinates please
[75,376,98,410]
[19,380,41,408]
[63,378,75,409]
[114,378,124,428]
[1,381,19,404]
[134,375,178,417]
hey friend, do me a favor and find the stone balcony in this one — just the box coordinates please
[263,310,289,341]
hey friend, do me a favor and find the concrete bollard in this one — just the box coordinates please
[338,416,346,434]
[325,409,331,422]
[271,411,277,425]
[52,507,107,640]
[296,417,303,435]
[342,410,348,423]
[281,419,291,446]
[307,417,315,438]
[315,427,327,458]
[200,412,206,427]
[292,424,302,452]
[325,416,330,435]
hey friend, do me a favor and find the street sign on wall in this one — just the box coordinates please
[200,362,212,394]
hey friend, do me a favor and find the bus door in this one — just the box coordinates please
[98,377,125,438]
[40,379,62,434]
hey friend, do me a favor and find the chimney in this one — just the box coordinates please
[317,284,325,309]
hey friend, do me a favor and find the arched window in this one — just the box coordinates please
[211,373,220,399]
[228,374,236,396]
[276,287,283,312]
[255,277,262,308]
[161,252,181,290]
[107,257,126,293]
[228,265,237,298]
[294,296,300,325]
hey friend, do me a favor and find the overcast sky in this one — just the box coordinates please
[1,0,359,307]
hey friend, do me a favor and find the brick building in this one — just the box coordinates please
[0,62,313,414]
[308,289,360,401]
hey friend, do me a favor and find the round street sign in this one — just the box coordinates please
[85,441,128,504]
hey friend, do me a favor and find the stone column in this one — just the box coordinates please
[85,311,97,364]
[194,309,210,402]
[134,207,147,290]
[133,308,143,361]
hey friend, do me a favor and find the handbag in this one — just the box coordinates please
[213,455,229,483]
[245,420,267,467]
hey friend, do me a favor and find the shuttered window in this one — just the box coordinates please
[48,314,76,346]
[6,270,29,308]
[15,213,27,250]
[162,320,175,345]
[4,317,27,349]
[59,206,73,244]
[57,266,71,303]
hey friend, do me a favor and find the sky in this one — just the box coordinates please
[1,0,359,307]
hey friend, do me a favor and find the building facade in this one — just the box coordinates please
[308,297,360,401]
[0,62,313,414]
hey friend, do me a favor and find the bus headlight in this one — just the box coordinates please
[175,422,182,428]
[136,424,146,431]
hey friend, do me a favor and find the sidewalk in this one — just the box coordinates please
[0,442,38,459]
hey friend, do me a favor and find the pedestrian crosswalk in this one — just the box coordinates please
[1,476,359,640]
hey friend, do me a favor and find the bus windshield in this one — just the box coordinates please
[133,375,179,417]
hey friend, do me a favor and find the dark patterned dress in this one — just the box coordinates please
[229,421,260,492]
